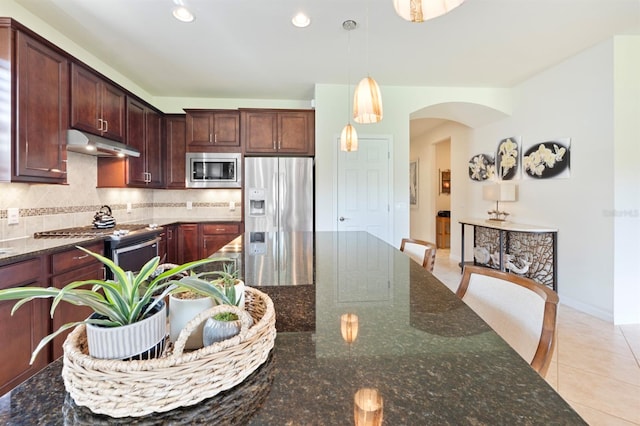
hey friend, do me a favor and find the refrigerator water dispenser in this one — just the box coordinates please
[248,188,266,216]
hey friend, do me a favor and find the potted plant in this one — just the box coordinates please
[169,262,245,349]
[200,264,246,346]
[0,246,216,363]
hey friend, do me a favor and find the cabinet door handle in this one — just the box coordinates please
[98,118,103,131]
[209,133,212,143]
[104,120,108,133]
[278,140,281,149]
[273,140,276,150]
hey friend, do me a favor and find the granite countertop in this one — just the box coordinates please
[0,217,241,267]
[0,232,586,425]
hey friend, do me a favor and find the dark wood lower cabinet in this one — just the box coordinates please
[162,224,179,264]
[177,224,200,264]
[202,223,240,258]
[50,263,103,360]
[49,242,104,360]
[178,223,241,263]
[0,242,106,395]
[0,257,48,396]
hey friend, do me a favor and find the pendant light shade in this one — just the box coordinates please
[353,76,383,124]
[393,0,465,23]
[341,123,358,152]
[341,313,359,343]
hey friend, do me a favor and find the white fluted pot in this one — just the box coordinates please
[169,294,215,350]
[85,300,166,360]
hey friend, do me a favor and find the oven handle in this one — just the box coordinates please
[112,237,160,263]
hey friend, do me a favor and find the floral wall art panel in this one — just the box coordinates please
[468,153,495,182]
[522,138,571,179]
[496,137,521,180]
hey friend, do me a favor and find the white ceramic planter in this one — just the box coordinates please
[86,300,166,360]
[202,317,241,346]
[169,294,215,350]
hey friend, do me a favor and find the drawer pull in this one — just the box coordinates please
[73,254,90,260]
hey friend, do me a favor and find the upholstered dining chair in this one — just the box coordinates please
[400,238,437,272]
[455,265,559,377]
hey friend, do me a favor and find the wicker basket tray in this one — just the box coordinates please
[62,286,276,418]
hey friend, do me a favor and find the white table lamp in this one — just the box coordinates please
[483,183,517,221]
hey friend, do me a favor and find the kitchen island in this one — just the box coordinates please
[0,232,585,425]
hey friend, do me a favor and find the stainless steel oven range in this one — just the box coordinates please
[35,224,163,278]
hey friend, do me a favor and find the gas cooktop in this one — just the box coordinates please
[34,224,160,239]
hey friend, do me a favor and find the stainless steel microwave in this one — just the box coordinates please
[185,153,242,188]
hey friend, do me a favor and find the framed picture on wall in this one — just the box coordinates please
[440,169,451,194]
[410,160,418,207]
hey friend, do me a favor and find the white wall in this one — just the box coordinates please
[314,85,512,248]
[613,36,640,324]
[410,125,469,248]
[466,39,622,321]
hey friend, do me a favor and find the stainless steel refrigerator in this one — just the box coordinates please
[244,157,314,286]
[245,157,313,233]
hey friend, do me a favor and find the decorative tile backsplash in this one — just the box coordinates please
[0,153,242,241]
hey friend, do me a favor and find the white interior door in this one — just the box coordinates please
[337,137,391,243]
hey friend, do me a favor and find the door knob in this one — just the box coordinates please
[339,216,347,222]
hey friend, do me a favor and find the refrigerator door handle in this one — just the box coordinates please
[279,171,286,219]
[272,171,278,228]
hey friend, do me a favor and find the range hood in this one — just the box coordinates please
[66,129,140,157]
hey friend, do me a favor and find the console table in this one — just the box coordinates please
[459,218,558,290]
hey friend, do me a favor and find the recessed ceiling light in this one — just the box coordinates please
[173,6,195,23]
[291,12,311,28]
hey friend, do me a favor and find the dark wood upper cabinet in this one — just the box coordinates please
[185,110,240,152]
[242,109,314,156]
[0,21,69,184]
[70,63,126,142]
[126,98,163,187]
[97,97,163,188]
[164,114,186,189]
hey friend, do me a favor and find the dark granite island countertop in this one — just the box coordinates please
[0,232,585,425]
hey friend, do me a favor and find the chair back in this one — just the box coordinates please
[456,265,559,376]
[400,238,437,272]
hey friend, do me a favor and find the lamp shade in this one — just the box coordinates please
[340,124,358,152]
[353,76,383,124]
[482,182,517,202]
[393,0,465,23]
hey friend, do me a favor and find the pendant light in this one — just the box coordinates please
[393,0,466,23]
[353,0,383,124]
[341,20,358,152]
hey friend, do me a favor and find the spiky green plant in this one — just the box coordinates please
[174,260,242,307]
[0,246,219,364]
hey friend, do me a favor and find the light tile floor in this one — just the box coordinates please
[432,249,640,425]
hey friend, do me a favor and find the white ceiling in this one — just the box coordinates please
[14,0,640,103]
